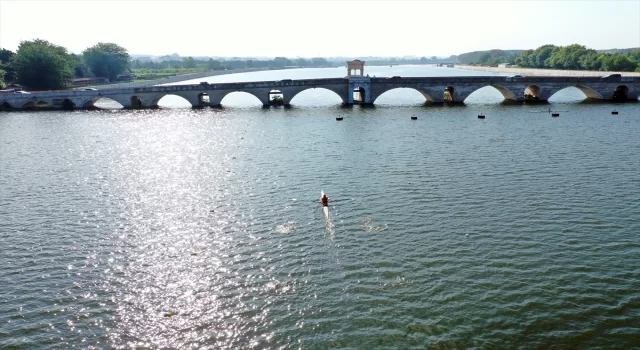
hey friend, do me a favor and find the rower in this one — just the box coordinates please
[321,194,329,207]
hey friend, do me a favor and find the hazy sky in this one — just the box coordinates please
[1,0,639,58]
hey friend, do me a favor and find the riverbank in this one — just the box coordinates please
[455,64,640,77]
[88,67,289,89]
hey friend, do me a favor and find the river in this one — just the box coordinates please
[1,65,639,349]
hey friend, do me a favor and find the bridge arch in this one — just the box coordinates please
[150,93,193,108]
[572,85,603,99]
[370,86,436,104]
[20,101,35,109]
[130,96,143,108]
[613,85,629,101]
[287,87,347,105]
[371,87,434,105]
[82,97,124,109]
[218,91,265,107]
[546,86,592,101]
[463,85,516,103]
[444,86,455,102]
[524,85,542,101]
[62,99,76,110]
[490,84,519,101]
[1,101,13,110]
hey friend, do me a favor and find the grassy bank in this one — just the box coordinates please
[131,68,210,81]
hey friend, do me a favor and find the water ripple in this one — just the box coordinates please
[1,81,639,348]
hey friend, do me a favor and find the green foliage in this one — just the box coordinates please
[601,53,636,71]
[132,68,205,74]
[311,57,329,66]
[82,42,130,81]
[515,45,556,68]
[0,48,17,83]
[543,44,595,69]
[207,58,222,70]
[0,48,14,63]
[70,54,91,78]
[12,39,75,90]
[270,95,284,105]
[131,56,335,71]
[273,57,292,67]
[457,49,524,65]
[182,57,196,69]
[0,69,5,89]
[514,44,638,72]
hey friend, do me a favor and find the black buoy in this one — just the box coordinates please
[411,116,417,120]
[611,111,618,115]
[336,116,343,121]
[552,113,560,117]
[478,114,485,119]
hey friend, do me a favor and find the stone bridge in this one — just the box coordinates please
[1,75,638,110]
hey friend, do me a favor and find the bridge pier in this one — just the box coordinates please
[42,97,87,110]
[174,91,211,108]
[348,77,371,104]
[596,85,638,101]
[419,87,446,103]
[108,95,149,109]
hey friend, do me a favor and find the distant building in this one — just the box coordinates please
[116,74,136,81]
[70,77,109,86]
[347,59,365,77]
[5,83,24,90]
[498,63,514,68]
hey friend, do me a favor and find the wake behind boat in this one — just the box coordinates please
[321,191,329,219]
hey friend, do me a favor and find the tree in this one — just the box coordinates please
[578,52,602,71]
[182,56,196,69]
[0,69,5,89]
[82,42,130,81]
[544,44,594,70]
[0,48,17,83]
[70,53,91,78]
[514,50,532,67]
[12,39,75,90]
[273,57,292,67]
[602,53,636,72]
[310,57,328,66]
[628,49,640,62]
[294,58,310,67]
[207,58,222,70]
[532,45,555,68]
[477,52,491,64]
[0,48,14,63]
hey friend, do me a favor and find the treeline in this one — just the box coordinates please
[514,44,640,72]
[131,56,333,71]
[365,56,459,66]
[457,50,524,66]
[130,55,462,71]
[457,44,640,72]
[0,40,339,90]
[0,40,130,90]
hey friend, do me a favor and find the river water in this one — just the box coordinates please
[1,66,639,349]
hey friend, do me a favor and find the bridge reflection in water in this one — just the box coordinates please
[1,76,638,110]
